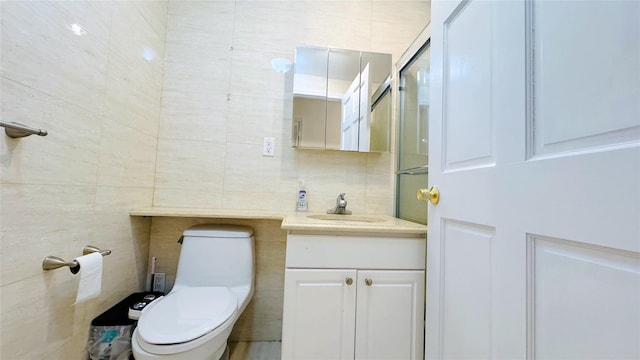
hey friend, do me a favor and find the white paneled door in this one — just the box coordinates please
[426,1,640,359]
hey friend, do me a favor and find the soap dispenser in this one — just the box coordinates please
[296,181,308,212]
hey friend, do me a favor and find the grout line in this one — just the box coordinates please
[220,0,239,208]
[151,1,171,207]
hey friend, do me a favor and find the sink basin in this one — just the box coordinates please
[307,214,386,223]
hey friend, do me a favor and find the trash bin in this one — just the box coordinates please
[87,292,163,360]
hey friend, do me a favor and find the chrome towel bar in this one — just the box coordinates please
[0,121,48,138]
[42,245,111,274]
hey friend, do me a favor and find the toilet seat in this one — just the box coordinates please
[137,287,237,354]
[134,313,235,356]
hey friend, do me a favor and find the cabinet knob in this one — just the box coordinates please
[365,278,373,286]
[345,277,353,285]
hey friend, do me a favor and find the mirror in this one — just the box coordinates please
[292,46,328,149]
[292,45,392,152]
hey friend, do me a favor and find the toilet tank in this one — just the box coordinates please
[174,225,254,289]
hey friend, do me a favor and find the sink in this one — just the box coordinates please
[307,214,385,223]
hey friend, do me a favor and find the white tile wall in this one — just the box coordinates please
[372,1,433,56]
[0,1,112,112]
[0,79,102,186]
[155,0,429,214]
[234,1,305,53]
[304,1,372,50]
[154,138,227,194]
[0,1,167,358]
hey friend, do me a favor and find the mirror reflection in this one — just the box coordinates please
[292,46,328,149]
[292,45,392,152]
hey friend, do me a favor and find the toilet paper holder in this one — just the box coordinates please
[42,245,112,274]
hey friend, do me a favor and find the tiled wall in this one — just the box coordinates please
[152,0,430,342]
[154,0,430,214]
[0,1,167,358]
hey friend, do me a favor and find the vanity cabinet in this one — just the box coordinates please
[281,233,425,360]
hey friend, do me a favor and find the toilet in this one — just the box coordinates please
[132,224,255,360]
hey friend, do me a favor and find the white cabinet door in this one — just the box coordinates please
[282,269,357,360]
[355,270,425,360]
[427,1,640,359]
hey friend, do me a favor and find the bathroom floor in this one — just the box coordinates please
[229,341,282,360]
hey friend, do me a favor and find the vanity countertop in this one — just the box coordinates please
[130,207,427,235]
[280,212,426,235]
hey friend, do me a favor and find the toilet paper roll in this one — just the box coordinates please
[73,252,103,305]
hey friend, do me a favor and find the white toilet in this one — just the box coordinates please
[132,225,255,360]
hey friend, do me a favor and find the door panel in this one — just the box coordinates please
[531,1,640,157]
[529,235,640,359]
[441,220,495,359]
[282,269,357,360]
[428,1,640,359]
[443,0,494,170]
[355,270,424,360]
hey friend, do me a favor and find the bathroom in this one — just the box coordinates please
[3,0,640,359]
[0,1,430,358]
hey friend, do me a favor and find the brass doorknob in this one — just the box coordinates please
[345,277,353,285]
[365,278,373,286]
[417,187,440,204]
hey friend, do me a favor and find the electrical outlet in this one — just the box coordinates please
[152,273,166,293]
[263,137,275,157]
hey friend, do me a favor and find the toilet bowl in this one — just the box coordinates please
[132,225,254,360]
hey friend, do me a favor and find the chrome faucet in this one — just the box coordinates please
[327,193,352,215]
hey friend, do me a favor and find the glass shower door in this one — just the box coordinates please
[396,42,430,224]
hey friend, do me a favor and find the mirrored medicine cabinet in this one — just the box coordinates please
[291,45,392,153]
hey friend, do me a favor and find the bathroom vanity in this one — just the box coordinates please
[129,208,426,360]
[280,214,426,360]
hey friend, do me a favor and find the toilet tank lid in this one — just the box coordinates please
[183,224,253,238]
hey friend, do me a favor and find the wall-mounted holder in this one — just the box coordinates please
[42,245,111,274]
[0,121,48,138]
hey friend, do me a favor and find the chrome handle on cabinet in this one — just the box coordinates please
[365,278,373,286]
[345,277,353,285]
